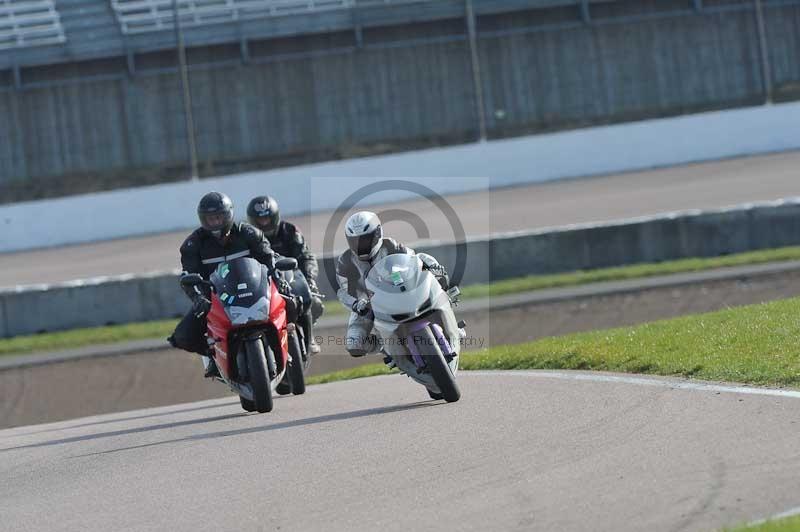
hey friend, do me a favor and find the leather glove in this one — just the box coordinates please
[425,262,446,276]
[424,263,449,290]
[192,295,212,318]
[352,298,371,316]
[278,277,292,295]
[307,279,320,294]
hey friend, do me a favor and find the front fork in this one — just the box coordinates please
[405,320,456,369]
[237,334,277,380]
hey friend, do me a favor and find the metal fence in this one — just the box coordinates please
[111,0,434,34]
[0,0,798,202]
[0,0,64,50]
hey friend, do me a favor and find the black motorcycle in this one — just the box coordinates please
[274,258,321,394]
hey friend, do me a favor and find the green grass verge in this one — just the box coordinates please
[3,245,800,357]
[0,318,180,358]
[309,296,800,388]
[724,515,800,531]
[460,245,800,299]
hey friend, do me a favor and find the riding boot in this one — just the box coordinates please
[203,355,220,379]
[304,313,321,355]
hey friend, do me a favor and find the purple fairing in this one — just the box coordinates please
[431,323,455,358]
[406,321,455,368]
[406,320,430,367]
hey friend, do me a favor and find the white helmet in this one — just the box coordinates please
[345,211,383,260]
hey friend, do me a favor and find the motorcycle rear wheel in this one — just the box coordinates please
[288,332,306,395]
[245,338,274,413]
[239,396,256,412]
[412,327,460,403]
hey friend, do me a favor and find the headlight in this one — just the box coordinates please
[226,297,270,325]
[418,297,432,313]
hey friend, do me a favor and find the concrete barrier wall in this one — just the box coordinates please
[6,0,800,204]
[2,101,800,254]
[3,197,800,338]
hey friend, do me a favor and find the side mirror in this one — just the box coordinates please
[180,273,205,287]
[447,285,461,303]
[276,257,298,272]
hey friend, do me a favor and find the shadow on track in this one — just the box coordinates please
[69,401,437,458]
[0,412,249,453]
[0,400,436,454]
[5,400,241,438]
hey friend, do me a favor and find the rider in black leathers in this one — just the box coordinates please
[168,192,284,377]
[247,195,324,354]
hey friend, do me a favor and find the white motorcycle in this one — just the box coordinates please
[366,253,463,402]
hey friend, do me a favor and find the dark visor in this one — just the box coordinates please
[254,216,277,232]
[347,232,379,257]
[201,212,229,229]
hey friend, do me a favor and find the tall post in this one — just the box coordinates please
[12,63,22,89]
[753,0,773,104]
[580,0,591,23]
[466,0,488,142]
[172,0,200,180]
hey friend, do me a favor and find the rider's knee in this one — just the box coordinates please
[311,296,324,321]
[345,333,378,357]
[168,333,192,352]
[168,328,207,355]
[347,347,368,358]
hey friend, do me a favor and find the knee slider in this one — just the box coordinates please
[347,347,368,358]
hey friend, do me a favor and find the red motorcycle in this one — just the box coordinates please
[184,257,306,413]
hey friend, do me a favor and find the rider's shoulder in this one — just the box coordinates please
[280,221,304,242]
[336,248,354,268]
[237,222,263,240]
[279,220,296,233]
[180,228,205,251]
[382,237,407,254]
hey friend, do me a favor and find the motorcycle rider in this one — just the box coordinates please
[335,211,449,357]
[168,191,286,378]
[247,195,324,355]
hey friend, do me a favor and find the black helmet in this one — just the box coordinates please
[197,192,234,240]
[247,195,280,238]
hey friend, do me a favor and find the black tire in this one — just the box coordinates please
[239,396,256,412]
[299,313,313,367]
[413,327,460,403]
[276,378,291,395]
[288,332,306,395]
[245,338,273,413]
[427,390,444,401]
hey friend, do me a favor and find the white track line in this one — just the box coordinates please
[747,505,800,527]
[470,370,800,528]
[466,371,800,399]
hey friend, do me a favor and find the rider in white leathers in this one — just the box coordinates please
[335,211,448,357]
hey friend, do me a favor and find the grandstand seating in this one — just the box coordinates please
[0,0,65,50]
[111,0,426,34]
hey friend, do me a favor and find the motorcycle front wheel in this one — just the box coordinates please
[412,327,461,403]
[245,338,274,413]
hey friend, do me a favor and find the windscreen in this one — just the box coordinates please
[367,253,422,295]
[209,257,270,308]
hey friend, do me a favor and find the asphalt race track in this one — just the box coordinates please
[2,150,799,288]
[2,153,799,531]
[4,262,800,429]
[1,372,798,532]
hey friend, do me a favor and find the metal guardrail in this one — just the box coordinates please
[0,0,65,50]
[110,0,430,34]
[3,198,800,338]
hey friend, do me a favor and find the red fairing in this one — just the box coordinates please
[204,278,289,380]
[206,294,233,377]
[269,279,289,365]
